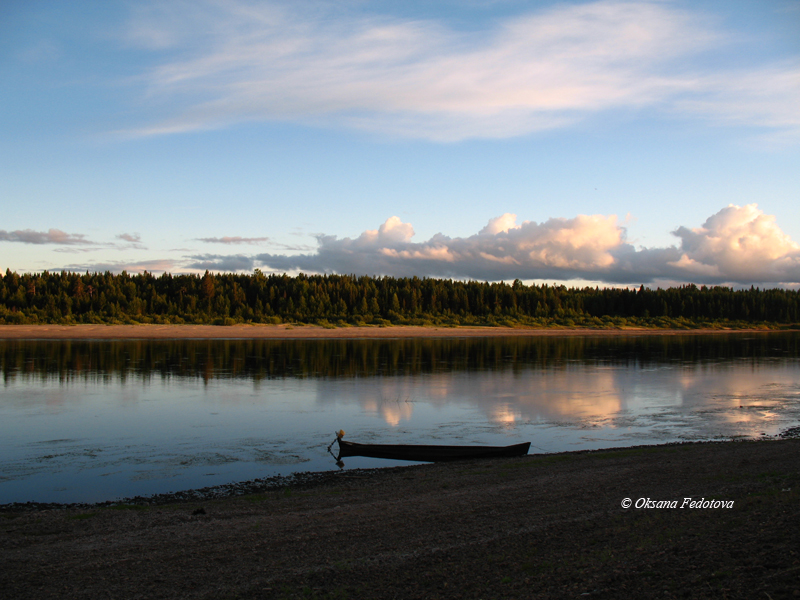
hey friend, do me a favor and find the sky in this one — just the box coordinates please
[1,0,799,288]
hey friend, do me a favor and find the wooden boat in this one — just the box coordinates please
[336,439,531,462]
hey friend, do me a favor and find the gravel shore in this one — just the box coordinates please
[2,439,799,599]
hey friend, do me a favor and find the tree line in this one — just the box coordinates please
[1,269,798,328]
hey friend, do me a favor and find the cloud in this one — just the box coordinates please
[121,0,800,142]
[669,205,800,283]
[185,253,255,272]
[0,228,151,253]
[116,232,147,249]
[28,205,797,284]
[256,213,628,281]
[197,236,272,245]
[255,206,800,286]
[116,233,141,243]
[53,247,106,254]
[59,259,181,274]
[673,62,800,145]
[0,228,95,245]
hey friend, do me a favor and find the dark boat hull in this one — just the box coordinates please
[337,440,531,462]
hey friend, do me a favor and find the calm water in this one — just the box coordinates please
[1,333,799,504]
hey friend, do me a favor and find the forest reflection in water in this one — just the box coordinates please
[1,332,799,504]
[4,333,800,382]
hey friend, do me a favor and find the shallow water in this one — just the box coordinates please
[1,333,799,503]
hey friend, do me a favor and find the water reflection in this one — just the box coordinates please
[1,333,799,504]
[4,334,798,383]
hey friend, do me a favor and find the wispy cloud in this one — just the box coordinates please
[116,233,146,249]
[197,236,272,245]
[53,247,106,254]
[0,228,96,245]
[673,62,800,144]
[195,236,314,253]
[255,206,800,286]
[116,233,141,243]
[59,259,181,274]
[185,254,255,272]
[121,0,800,141]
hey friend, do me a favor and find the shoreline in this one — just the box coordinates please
[2,438,798,599]
[0,323,787,340]
[1,436,795,512]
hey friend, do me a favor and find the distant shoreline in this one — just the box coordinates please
[0,323,786,340]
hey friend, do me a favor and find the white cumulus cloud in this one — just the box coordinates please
[671,204,800,282]
[255,205,800,285]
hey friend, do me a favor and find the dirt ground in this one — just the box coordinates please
[0,323,781,340]
[2,439,799,600]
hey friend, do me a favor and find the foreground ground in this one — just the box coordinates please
[0,323,783,340]
[2,439,798,599]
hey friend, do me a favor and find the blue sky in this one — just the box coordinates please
[1,0,799,287]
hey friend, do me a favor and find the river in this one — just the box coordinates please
[1,332,798,503]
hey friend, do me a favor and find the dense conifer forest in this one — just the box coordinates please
[1,269,798,328]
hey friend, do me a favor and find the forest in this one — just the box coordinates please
[0,269,798,328]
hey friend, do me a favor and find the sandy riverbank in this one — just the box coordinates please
[0,323,783,340]
[2,439,798,599]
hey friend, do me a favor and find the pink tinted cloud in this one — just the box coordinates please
[671,204,800,282]
[58,259,181,274]
[123,1,800,143]
[0,228,95,245]
[197,236,272,245]
[256,205,800,285]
